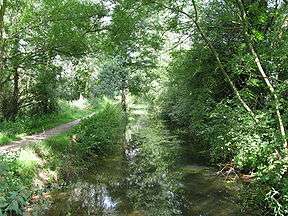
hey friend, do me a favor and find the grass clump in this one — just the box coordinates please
[72,98,126,157]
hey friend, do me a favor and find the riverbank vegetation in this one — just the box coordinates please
[72,99,126,157]
[0,99,123,215]
[1,0,288,215]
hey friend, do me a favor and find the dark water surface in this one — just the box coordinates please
[33,144,242,216]
[30,110,243,216]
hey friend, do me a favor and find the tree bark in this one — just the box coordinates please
[121,88,127,113]
[10,65,20,120]
[0,0,7,79]
[120,67,129,147]
[7,36,20,120]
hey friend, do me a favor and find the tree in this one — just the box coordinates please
[0,0,108,120]
[236,0,287,147]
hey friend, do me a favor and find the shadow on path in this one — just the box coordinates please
[0,119,80,155]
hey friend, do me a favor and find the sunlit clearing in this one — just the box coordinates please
[17,149,41,169]
[70,95,89,109]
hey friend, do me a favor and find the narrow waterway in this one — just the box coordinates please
[29,110,243,216]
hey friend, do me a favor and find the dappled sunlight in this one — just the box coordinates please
[17,149,42,169]
[1,0,287,214]
[69,183,118,212]
[0,120,80,155]
[0,100,89,149]
[68,95,89,110]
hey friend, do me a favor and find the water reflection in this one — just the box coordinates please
[35,126,241,216]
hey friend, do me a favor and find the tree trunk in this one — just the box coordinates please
[190,0,258,123]
[10,66,20,120]
[121,88,127,113]
[121,81,129,146]
[5,36,20,120]
[0,0,7,81]
[237,0,287,148]
[0,0,6,50]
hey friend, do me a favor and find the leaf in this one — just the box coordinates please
[0,197,8,208]
[18,196,26,206]
[6,200,21,215]
[248,78,261,87]
[252,30,264,41]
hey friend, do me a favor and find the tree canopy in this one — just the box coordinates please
[1,0,288,215]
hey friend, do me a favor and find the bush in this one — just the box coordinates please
[0,153,37,215]
[73,99,126,157]
[159,49,288,215]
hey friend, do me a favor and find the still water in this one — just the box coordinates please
[30,117,243,216]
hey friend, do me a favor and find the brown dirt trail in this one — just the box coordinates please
[0,119,80,155]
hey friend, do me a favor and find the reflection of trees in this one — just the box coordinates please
[45,124,184,216]
[124,126,184,216]
[69,183,118,215]
[45,159,130,215]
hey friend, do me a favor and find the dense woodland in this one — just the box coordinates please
[1,0,288,215]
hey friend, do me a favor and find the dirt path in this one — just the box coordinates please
[0,119,81,155]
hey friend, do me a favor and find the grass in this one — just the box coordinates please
[0,99,125,215]
[0,133,73,215]
[0,100,92,146]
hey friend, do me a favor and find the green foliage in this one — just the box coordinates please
[90,58,158,100]
[0,0,107,120]
[0,132,82,215]
[125,118,182,215]
[136,125,180,171]
[1,0,288,214]
[0,153,37,215]
[73,99,125,157]
[158,1,288,215]
[29,64,60,115]
[90,59,128,98]
[0,101,90,145]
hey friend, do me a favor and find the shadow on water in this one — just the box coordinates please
[30,117,243,216]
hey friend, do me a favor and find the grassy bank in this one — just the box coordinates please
[0,133,71,215]
[0,99,125,215]
[0,101,91,146]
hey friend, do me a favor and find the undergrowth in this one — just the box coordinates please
[0,98,126,215]
[72,98,126,157]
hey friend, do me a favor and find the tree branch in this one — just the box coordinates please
[237,0,287,148]
[192,0,258,122]
[153,0,258,122]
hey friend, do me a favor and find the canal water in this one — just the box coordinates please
[29,113,243,216]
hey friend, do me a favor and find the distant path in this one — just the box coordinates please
[0,119,81,155]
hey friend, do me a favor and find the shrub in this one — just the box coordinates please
[0,153,37,215]
[73,99,125,157]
